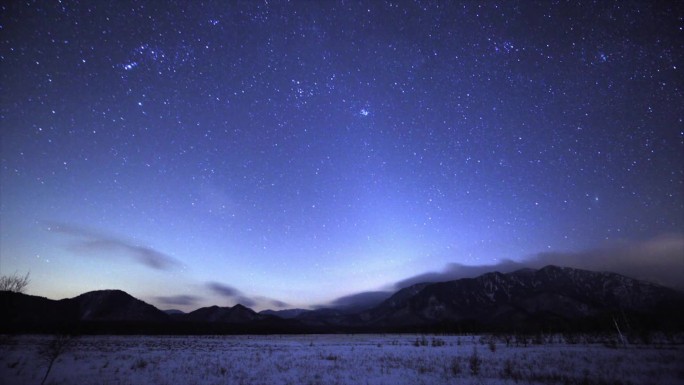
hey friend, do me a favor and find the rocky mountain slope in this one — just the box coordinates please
[348,265,684,330]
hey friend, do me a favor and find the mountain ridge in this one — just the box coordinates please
[348,265,684,331]
[2,265,682,334]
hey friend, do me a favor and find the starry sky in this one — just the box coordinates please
[1,1,683,312]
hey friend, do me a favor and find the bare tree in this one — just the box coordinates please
[39,334,73,385]
[0,271,30,293]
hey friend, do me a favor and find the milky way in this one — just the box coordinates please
[1,1,682,310]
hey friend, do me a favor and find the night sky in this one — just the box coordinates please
[1,1,683,311]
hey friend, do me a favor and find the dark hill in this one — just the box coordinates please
[0,289,169,333]
[72,290,170,322]
[2,266,682,334]
[181,304,260,323]
[259,308,309,319]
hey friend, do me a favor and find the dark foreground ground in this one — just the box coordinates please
[2,333,683,385]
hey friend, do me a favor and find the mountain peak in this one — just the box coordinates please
[232,303,251,311]
[360,265,684,331]
[74,289,169,322]
[183,303,259,323]
[76,289,131,297]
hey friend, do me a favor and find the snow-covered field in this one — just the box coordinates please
[1,334,683,385]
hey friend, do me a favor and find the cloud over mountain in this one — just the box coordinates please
[325,234,684,312]
[155,295,200,307]
[207,282,255,306]
[396,234,684,291]
[319,291,392,311]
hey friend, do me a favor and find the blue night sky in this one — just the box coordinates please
[1,1,683,311]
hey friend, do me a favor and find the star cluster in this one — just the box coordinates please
[1,1,682,310]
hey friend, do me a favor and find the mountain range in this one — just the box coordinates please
[2,265,682,334]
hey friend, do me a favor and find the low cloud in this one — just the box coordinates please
[321,291,392,311]
[235,296,256,307]
[155,295,200,306]
[207,282,241,297]
[206,282,287,309]
[395,233,684,291]
[47,222,181,271]
[395,260,526,289]
[269,299,290,308]
[327,234,684,311]
[529,233,684,291]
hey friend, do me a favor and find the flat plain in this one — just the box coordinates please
[1,334,683,385]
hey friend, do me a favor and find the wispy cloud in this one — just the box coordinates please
[207,282,256,307]
[207,282,241,297]
[324,234,684,311]
[47,222,181,271]
[394,260,526,289]
[155,295,200,306]
[207,282,288,309]
[269,299,290,308]
[317,291,392,311]
[395,233,684,291]
[235,296,256,307]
